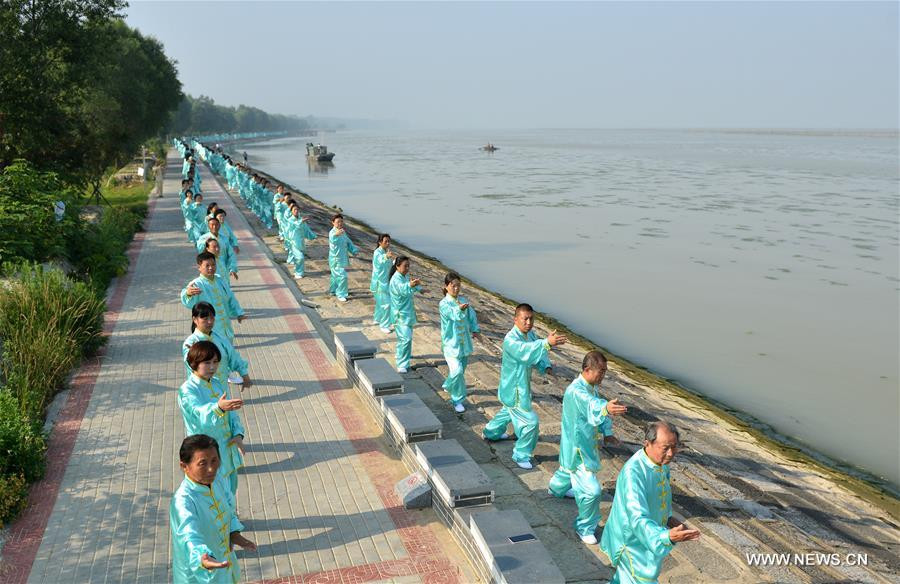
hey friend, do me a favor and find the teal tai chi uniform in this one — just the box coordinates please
[181,275,244,342]
[389,271,421,371]
[328,227,358,300]
[482,326,552,463]
[548,375,614,537]
[187,202,206,243]
[182,329,249,387]
[370,247,393,329]
[197,233,238,276]
[170,473,244,584]
[178,374,245,496]
[286,216,316,277]
[439,294,480,406]
[600,449,675,584]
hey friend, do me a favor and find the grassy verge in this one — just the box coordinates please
[0,163,157,528]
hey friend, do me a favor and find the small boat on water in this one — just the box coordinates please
[306,142,335,162]
[481,143,499,152]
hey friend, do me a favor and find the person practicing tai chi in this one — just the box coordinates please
[181,252,246,341]
[170,434,256,584]
[549,350,628,544]
[285,202,317,279]
[601,421,700,584]
[439,271,481,413]
[183,302,251,390]
[179,342,246,496]
[197,217,238,280]
[186,192,205,244]
[328,213,358,302]
[370,233,394,333]
[389,255,422,373]
[483,303,567,469]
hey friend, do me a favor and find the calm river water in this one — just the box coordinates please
[240,129,899,486]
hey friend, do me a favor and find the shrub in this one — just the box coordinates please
[0,263,105,418]
[0,472,28,528]
[68,206,142,291]
[0,389,46,527]
[0,390,46,481]
[0,161,79,265]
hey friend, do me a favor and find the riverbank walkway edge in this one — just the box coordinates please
[0,151,474,583]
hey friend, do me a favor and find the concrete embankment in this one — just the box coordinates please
[213,158,899,583]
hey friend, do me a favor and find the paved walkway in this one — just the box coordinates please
[0,152,474,584]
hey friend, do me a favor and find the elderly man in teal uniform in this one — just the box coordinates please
[170,434,256,583]
[328,213,358,302]
[549,351,628,544]
[600,421,700,583]
[482,303,567,469]
[181,252,246,341]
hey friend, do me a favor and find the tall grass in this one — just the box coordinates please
[0,263,105,418]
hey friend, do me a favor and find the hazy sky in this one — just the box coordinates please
[127,1,899,129]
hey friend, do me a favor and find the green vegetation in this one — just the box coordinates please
[0,1,182,192]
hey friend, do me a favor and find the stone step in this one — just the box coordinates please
[381,393,442,445]
[468,508,565,584]
[334,331,377,361]
[415,439,494,508]
[355,357,404,397]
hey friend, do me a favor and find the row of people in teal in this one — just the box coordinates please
[185,140,701,582]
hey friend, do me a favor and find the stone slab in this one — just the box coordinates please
[381,393,442,443]
[468,508,565,584]
[415,439,494,507]
[334,331,377,360]
[355,358,404,395]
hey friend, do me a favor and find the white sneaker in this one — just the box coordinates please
[294,274,303,280]
[380,327,392,334]
[397,367,408,374]
[453,403,465,413]
[337,297,348,302]
[580,534,598,545]
[515,460,533,470]
[482,432,510,441]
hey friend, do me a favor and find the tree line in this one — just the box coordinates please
[170,95,311,137]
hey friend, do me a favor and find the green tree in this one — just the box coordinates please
[0,2,182,190]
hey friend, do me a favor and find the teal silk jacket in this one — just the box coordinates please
[389,271,421,326]
[439,294,480,359]
[370,247,392,293]
[177,375,245,491]
[558,375,613,472]
[170,473,243,583]
[600,448,674,583]
[180,275,244,340]
[328,227,358,267]
[182,329,249,385]
[497,326,552,410]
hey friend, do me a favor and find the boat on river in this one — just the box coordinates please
[306,143,335,162]
[481,143,499,152]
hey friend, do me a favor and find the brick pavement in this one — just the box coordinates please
[0,152,475,584]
